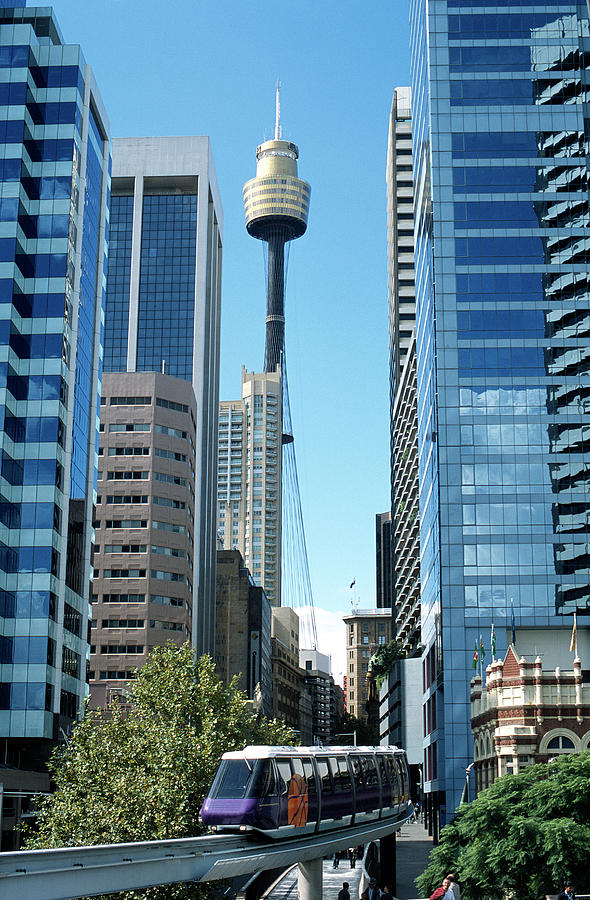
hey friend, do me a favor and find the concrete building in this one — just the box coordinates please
[379,659,422,794]
[0,0,109,846]
[471,644,590,797]
[409,0,590,826]
[90,373,197,708]
[300,649,336,745]
[343,609,392,722]
[103,136,222,656]
[271,606,301,735]
[217,367,282,606]
[215,549,272,717]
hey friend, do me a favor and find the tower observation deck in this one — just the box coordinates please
[243,88,310,372]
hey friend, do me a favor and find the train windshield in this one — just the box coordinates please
[208,759,275,800]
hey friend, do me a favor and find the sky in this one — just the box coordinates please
[49,0,412,682]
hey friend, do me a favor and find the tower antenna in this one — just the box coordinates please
[275,79,281,140]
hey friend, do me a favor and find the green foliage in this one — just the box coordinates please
[368,639,405,689]
[25,643,294,899]
[334,710,379,746]
[416,752,590,900]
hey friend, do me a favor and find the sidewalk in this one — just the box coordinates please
[264,858,362,898]
[394,820,432,900]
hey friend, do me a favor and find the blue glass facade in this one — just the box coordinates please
[0,5,109,745]
[410,0,590,823]
[137,193,197,380]
[103,194,132,373]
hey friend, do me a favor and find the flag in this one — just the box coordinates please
[510,599,516,646]
[570,613,577,654]
[491,623,496,658]
[472,641,479,669]
[349,578,356,590]
[479,635,485,664]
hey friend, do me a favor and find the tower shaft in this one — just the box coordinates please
[265,228,287,372]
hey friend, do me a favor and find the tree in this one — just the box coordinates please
[416,752,590,900]
[334,710,379,746]
[368,639,405,690]
[25,643,294,898]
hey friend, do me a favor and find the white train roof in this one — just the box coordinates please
[221,745,403,760]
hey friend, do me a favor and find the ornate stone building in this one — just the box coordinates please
[471,646,590,795]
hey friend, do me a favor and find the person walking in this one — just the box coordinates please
[361,877,382,899]
[348,847,357,868]
[338,882,351,900]
[557,884,576,900]
[430,877,455,900]
[333,851,340,868]
[447,873,461,900]
[381,886,394,898]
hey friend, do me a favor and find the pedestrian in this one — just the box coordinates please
[338,882,351,900]
[361,877,383,899]
[429,877,455,900]
[381,885,394,898]
[447,872,461,900]
[348,846,357,868]
[333,851,340,868]
[557,884,576,900]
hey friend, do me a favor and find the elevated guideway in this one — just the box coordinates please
[0,809,411,899]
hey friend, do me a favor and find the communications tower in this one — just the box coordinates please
[243,85,310,373]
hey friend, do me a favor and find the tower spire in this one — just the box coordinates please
[275,79,281,140]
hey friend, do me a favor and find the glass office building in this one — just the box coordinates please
[409,0,590,828]
[0,2,110,761]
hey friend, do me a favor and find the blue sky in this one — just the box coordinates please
[50,0,411,669]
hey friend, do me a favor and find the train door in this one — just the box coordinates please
[350,754,371,823]
[275,757,293,831]
[289,757,317,834]
[386,755,401,812]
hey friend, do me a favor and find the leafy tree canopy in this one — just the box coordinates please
[334,710,379,746]
[416,752,590,900]
[368,639,405,689]
[25,643,294,899]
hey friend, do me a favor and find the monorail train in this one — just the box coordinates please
[201,745,412,838]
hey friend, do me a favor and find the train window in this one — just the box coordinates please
[387,756,400,802]
[316,757,333,793]
[209,759,253,799]
[276,759,292,796]
[350,755,364,789]
[249,760,277,798]
[361,755,378,787]
[378,756,390,786]
[334,756,351,792]
[397,757,407,798]
[301,758,316,795]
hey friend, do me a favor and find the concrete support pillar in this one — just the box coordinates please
[298,858,323,900]
[380,831,396,891]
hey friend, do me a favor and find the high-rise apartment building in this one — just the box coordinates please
[410,0,590,829]
[299,649,336,744]
[89,373,196,708]
[0,2,109,773]
[387,87,420,658]
[217,367,282,605]
[343,609,392,722]
[103,138,222,655]
[271,606,301,733]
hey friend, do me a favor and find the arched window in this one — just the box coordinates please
[547,735,575,751]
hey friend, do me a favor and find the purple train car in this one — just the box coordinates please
[201,745,412,839]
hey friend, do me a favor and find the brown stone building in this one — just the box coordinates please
[342,608,392,722]
[471,646,590,795]
[89,372,197,708]
[215,549,272,717]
